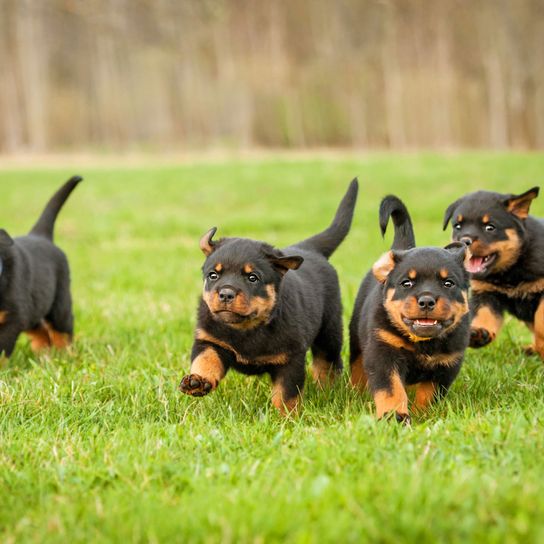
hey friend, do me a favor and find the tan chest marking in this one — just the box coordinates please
[471,278,544,299]
[195,329,288,365]
[415,351,463,368]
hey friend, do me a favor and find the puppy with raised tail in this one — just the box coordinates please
[180,180,359,415]
[350,196,471,423]
[0,176,82,357]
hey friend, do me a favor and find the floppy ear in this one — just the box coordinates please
[372,250,402,283]
[504,187,539,219]
[266,253,304,276]
[0,229,14,247]
[199,227,217,256]
[443,199,462,230]
[444,241,472,272]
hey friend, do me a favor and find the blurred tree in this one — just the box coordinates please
[0,0,542,151]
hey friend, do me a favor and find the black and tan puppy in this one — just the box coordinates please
[350,196,471,423]
[443,186,544,358]
[180,179,359,414]
[0,176,82,357]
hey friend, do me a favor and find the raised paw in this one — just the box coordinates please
[470,327,494,348]
[179,374,214,397]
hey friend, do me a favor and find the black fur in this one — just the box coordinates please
[0,176,82,356]
[349,195,471,423]
[444,187,544,356]
[379,195,416,250]
[180,179,359,413]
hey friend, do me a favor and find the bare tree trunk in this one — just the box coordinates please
[382,7,406,148]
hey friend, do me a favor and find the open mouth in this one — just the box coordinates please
[402,316,453,337]
[466,253,496,275]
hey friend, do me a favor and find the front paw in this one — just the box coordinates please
[379,411,411,426]
[179,374,213,397]
[470,327,494,348]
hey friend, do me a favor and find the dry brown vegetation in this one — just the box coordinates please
[1,0,543,152]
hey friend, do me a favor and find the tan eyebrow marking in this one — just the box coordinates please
[214,263,223,273]
[456,214,463,223]
[439,268,449,279]
[243,263,254,274]
[408,269,417,280]
[482,214,490,224]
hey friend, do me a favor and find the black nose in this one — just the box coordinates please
[460,236,473,246]
[218,287,236,304]
[417,295,436,311]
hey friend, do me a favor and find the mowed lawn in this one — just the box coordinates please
[1,153,544,543]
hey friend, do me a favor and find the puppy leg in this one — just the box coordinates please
[365,343,409,422]
[0,325,22,358]
[45,278,74,349]
[310,300,343,387]
[470,299,503,348]
[415,365,461,412]
[348,323,367,390]
[372,369,409,423]
[414,382,437,411]
[270,358,306,415]
[180,342,232,397]
[532,298,544,361]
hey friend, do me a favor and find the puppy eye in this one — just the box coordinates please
[485,224,495,232]
[247,273,259,283]
[401,279,414,288]
[443,279,455,288]
[208,271,219,281]
[454,223,462,230]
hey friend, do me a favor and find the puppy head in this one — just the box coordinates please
[443,187,539,278]
[373,244,470,340]
[199,228,303,330]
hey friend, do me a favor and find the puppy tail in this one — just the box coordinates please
[379,195,416,250]
[296,178,359,258]
[29,175,83,241]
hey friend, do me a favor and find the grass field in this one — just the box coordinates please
[1,153,544,543]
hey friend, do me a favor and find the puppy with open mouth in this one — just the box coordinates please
[180,180,358,415]
[444,187,544,358]
[350,196,471,423]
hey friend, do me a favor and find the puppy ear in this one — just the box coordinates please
[266,253,304,276]
[504,187,539,219]
[445,241,472,272]
[442,199,462,230]
[0,229,14,247]
[372,250,400,283]
[199,227,217,256]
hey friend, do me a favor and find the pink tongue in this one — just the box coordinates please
[466,256,484,274]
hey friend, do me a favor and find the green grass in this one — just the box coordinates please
[1,153,544,543]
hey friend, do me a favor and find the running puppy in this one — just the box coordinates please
[350,196,471,423]
[180,179,359,414]
[0,176,82,357]
[443,187,544,358]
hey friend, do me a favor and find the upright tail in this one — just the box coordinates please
[379,195,416,250]
[29,175,83,240]
[296,178,359,258]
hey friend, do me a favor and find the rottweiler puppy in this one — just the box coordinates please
[350,196,471,423]
[179,179,359,414]
[443,187,544,358]
[0,176,82,357]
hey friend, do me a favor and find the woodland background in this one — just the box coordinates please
[1,0,543,153]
